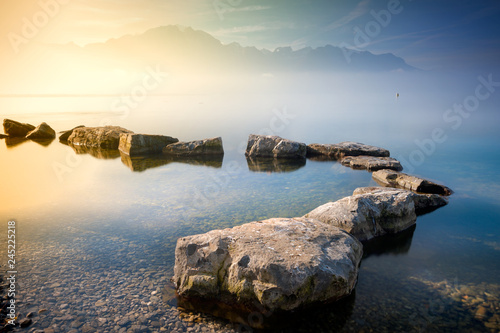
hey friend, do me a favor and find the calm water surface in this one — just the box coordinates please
[1,81,500,332]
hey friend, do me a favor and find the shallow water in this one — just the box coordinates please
[1,73,500,332]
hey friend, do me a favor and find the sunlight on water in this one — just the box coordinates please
[0,72,499,332]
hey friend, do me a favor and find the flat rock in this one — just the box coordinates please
[245,134,306,158]
[173,217,362,322]
[0,133,8,139]
[163,137,224,156]
[67,126,133,149]
[26,122,56,140]
[307,142,390,160]
[304,190,417,241]
[59,125,85,142]
[372,169,453,196]
[340,155,402,171]
[119,133,179,156]
[352,187,448,216]
[3,119,36,137]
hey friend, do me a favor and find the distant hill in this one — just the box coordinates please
[0,25,416,94]
[66,25,417,73]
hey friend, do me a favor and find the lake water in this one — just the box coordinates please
[1,72,500,332]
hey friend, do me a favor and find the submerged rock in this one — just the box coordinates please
[307,142,390,160]
[353,187,448,216]
[163,137,224,156]
[59,125,85,142]
[173,217,362,327]
[246,156,306,173]
[3,119,35,137]
[119,133,179,156]
[304,190,417,241]
[245,134,306,158]
[26,122,56,140]
[340,155,402,171]
[68,126,133,149]
[372,169,453,196]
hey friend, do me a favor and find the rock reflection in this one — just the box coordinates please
[177,289,355,331]
[246,156,306,173]
[121,153,223,172]
[31,138,55,147]
[5,137,29,148]
[71,145,121,159]
[362,225,416,259]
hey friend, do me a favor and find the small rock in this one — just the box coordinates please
[95,300,106,307]
[19,317,32,327]
[245,134,306,158]
[307,141,390,159]
[119,133,179,156]
[59,125,85,142]
[162,137,224,156]
[26,122,56,140]
[340,155,403,171]
[3,119,35,137]
[475,306,489,319]
[372,169,453,195]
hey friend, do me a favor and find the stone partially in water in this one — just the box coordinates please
[245,134,306,158]
[3,119,36,137]
[305,190,417,241]
[372,169,453,196]
[26,122,56,140]
[352,187,448,215]
[306,142,390,160]
[162,137,224,156]
[68,126,134,149]
[172,217,362,328]
[59,125,85,142]
[119,133,179,156]
[340,155,403,171]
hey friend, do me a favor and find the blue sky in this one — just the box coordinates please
[2,0,500,71]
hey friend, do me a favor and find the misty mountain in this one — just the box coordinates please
[71,25,416,74]
[0,25,416,94]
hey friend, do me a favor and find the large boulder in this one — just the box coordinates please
[352,187,448,216]
[25,122,56,140]
[307,142,390,160]
[304,190,417,241]
[67,126,133,149]
[340,155,402,171]
[163,137,224,156]
[245,134,306,158]
[3,119,35,137]
[59,125,85,142]
[119,133,179,156]
[173,217,362,324]
[372,169,453,196]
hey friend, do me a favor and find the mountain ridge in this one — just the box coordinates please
[66,25,417,73]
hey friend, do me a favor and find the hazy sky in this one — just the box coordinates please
[1,0,500,70]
